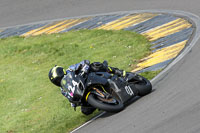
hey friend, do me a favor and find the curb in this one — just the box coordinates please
[0,10,195,74]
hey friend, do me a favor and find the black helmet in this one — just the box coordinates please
[49,65,66,87]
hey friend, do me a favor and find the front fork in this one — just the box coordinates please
[85,86,111,101]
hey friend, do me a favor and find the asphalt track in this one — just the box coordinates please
[1,0,200,133]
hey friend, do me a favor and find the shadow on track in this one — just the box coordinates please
[96,89,156,118]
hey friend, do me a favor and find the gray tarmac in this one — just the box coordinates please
[1,0,200,133]
[0,0,200,28]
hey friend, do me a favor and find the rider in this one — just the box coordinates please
[48,60,126,115]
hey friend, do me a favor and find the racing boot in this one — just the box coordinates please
[81,106,96,115]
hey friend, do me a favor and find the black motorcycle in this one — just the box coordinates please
[61,63,152,113]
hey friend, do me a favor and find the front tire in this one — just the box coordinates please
[87,94,124,113]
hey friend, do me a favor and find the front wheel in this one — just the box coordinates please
[87,93,124,113]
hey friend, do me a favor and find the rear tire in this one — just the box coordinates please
[134,75,152,96]
[87,94,124,113]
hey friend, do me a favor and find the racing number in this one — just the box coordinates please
[125,86,134,96]
[69,80,79,93]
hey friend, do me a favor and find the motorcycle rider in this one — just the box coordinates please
[48,60,126,115]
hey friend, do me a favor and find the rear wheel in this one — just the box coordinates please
[127,73,152,96]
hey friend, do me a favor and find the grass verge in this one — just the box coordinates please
[140,69,163,80]
[0,29,154,133]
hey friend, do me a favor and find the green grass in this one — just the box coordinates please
[0,29,153,133]
[140,69,163,80]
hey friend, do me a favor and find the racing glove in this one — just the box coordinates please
[108,67,126,77]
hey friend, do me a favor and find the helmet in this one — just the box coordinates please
[49,65,66,87]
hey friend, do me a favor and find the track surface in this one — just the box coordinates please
[1,0,200,133]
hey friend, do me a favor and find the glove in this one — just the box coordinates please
[122,70,126,77]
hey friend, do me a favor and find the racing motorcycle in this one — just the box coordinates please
[61,61,152,113]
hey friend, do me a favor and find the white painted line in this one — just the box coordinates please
[151,10,200,85]
[70,111,106,133]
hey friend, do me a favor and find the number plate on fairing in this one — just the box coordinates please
[108,78,136,103]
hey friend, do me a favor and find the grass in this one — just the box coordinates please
[0,29,154,133]
[140,69,163,80]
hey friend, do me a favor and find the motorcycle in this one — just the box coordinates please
[61,62,152,113]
